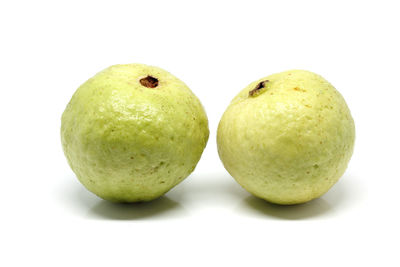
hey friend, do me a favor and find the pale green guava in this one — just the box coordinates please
[217,70,355,205]
[61,64,209,202]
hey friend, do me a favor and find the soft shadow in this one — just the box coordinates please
[242,196,332,220]
[58,175,187,220]
[165,171,250,206]
[237,175,355,220]
[88,196,186,220]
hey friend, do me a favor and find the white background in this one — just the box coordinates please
[1,0,399,266]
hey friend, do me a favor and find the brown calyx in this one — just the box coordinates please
[249,80,269,96]
[140,76,159,88]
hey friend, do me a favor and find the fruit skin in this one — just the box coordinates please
[217,70,355,205]
[61,64,209,202]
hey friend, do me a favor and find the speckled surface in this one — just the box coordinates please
[61,64,209,202]
[217,70,355,204]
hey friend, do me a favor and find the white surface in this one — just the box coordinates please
[1,0,399,266]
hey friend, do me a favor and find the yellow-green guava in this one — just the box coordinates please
[217,70,355,205]
[61,64,209,202]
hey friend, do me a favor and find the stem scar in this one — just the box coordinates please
[140,76,159,88]
[249,80,269,96]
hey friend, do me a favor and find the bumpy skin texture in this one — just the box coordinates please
[217,70,355,205]
[61,64,209,202]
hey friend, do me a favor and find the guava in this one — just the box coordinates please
[61,64,209,202]
[217,70,355,205]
